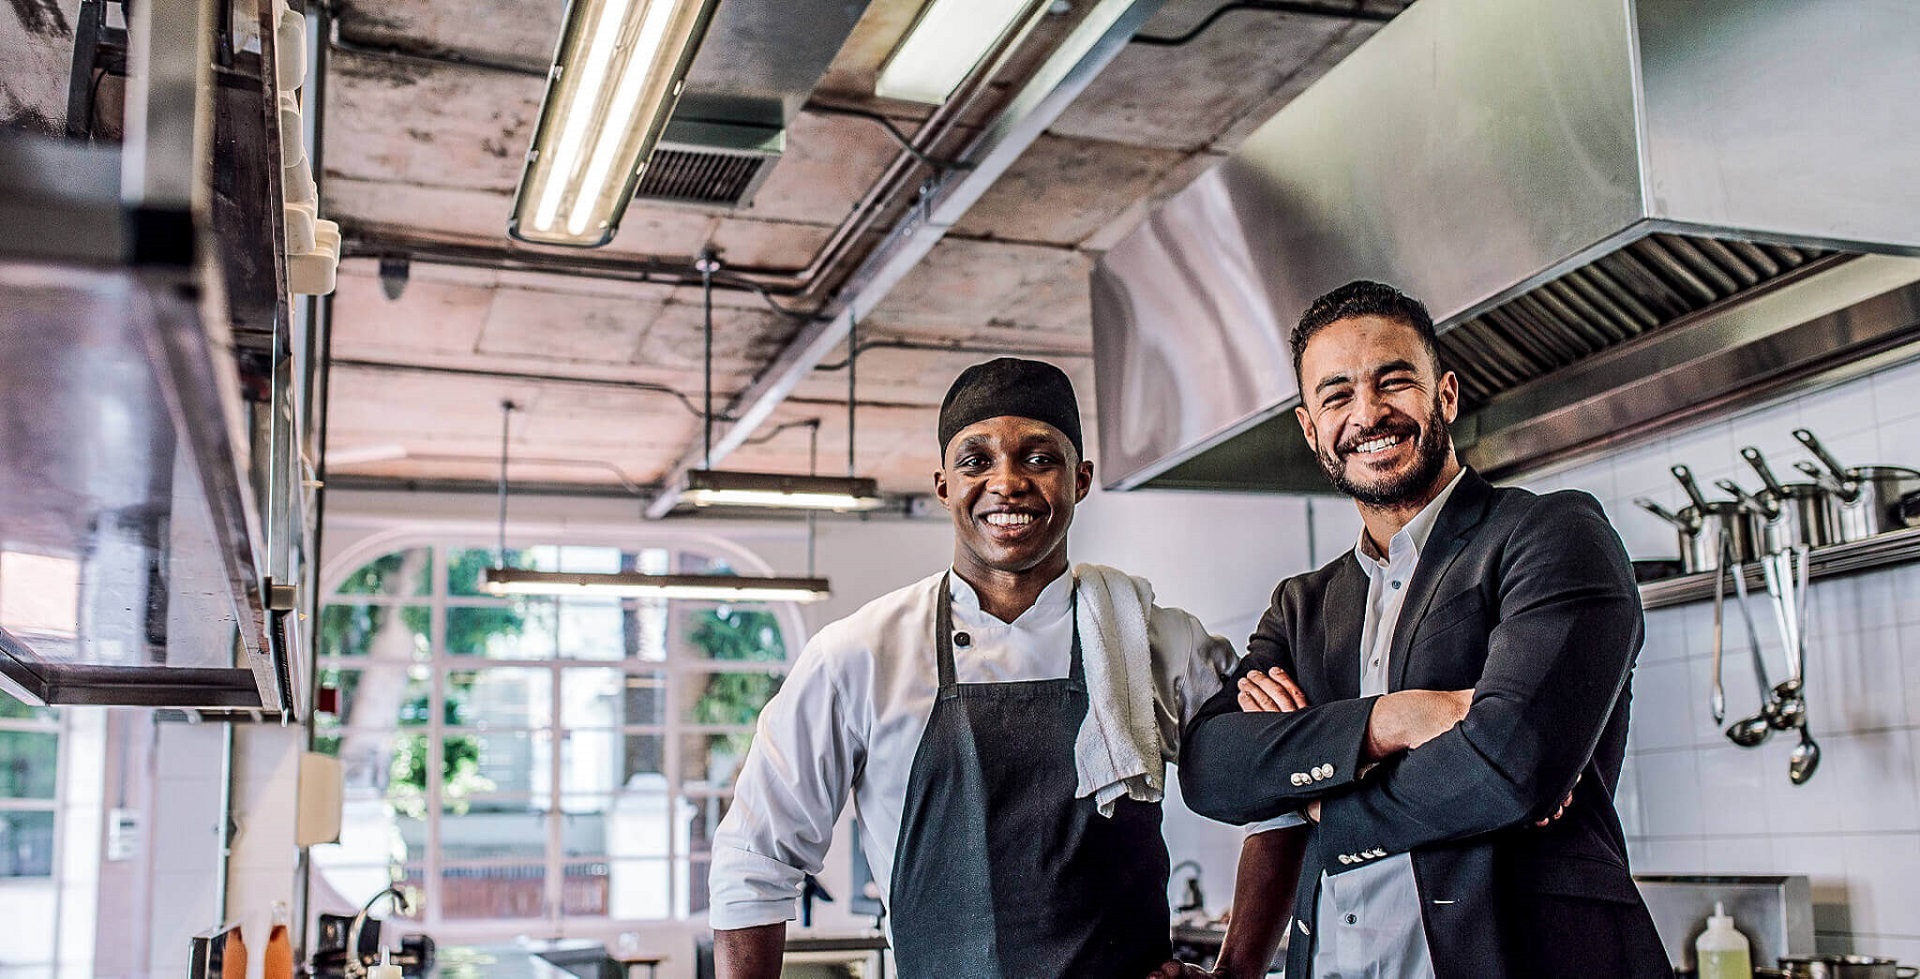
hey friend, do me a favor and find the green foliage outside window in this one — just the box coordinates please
[689,605,787,755]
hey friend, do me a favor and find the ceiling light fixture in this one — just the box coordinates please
[508,0,720,247]
[481,568,830,603]
[486,401,832,603]
[671,250,885,513]
[875,0,1035,105]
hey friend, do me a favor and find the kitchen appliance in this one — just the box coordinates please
[1792,429,1920,543]
[1635,465,1762,574]
[1636,875,1814,975]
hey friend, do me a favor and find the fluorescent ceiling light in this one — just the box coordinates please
[875,0,1033,105]
[509,0,719,246]
[681,469,884,512]
[483,568,830,603]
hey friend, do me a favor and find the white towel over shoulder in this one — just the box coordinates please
[1072,563,1166,817]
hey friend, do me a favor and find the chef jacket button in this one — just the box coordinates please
[953,631,971,647]
[1346,914,1358,925]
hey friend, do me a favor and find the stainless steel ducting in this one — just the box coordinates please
[639,0,868,208]
[1091,0,1920,492]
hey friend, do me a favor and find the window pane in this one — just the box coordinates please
[684,854,713,917]
[603,859,672,921]
[445,669,552,728]
[317,667,430,732]
[441,864,547,920]
[333,548,432,597]
[560,791,670,859]
[441,797,548,862]
[446,547,537,598]
[683,792,734,856]
[0,730,58,798]
[562,669,665,728]
[679,604,790,663]
[444,604,535,660]
[561,730,664,796]
[682,670,784,725]
[0,811,55,877]
[681,732,753,792]
[318,604,428,660]
[0,698,54,723]
[445,730,548,798]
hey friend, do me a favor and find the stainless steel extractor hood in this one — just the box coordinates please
[1091,0,1920,492]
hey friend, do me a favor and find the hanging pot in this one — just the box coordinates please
[1636,465,1762,574]
[1793,429,1920,542]
[1737,446,1838,552]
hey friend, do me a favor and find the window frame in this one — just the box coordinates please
[312,534,801,932]
[0,704,64,884]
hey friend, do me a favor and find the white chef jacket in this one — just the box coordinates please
[1310,467,1465,979]
[708,567,1246,931]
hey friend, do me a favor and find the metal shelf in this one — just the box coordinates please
[0,0,309,716]
[1639,526,1920,611]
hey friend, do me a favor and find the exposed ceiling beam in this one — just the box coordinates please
[644,0,1167,518]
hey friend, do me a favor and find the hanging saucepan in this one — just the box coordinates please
[1633,465,1762,574]
[1792,428,1920,542]
[1730,446,1837,552]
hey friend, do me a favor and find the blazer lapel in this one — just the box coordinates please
[1320,557,1368,702]
[1388,468,1496,692]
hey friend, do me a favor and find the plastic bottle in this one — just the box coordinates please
[1697,901,1753,979]
[368,947,403,979]
[264,901,294,979]
[221,926,248,979]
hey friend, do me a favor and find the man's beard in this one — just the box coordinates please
[1316,395,1453,508]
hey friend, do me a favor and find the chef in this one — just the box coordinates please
[709,358,1304,979]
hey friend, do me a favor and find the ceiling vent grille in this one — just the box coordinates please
[633,118,784,209]
[1437,233,1836,412]
[637,148,772,207]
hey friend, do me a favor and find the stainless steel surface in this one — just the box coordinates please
[1638,875,1815,974]
[1710,553,1727,724]
[343,886,412,979]
[121,0,214,211]
[643,0,1167,518]
[1776,954,1920,979]
[1741,447,1838,553]
[1641,465,1762,574]
[1091,0,1920,492]
[677,0,871,125]
[1791,429,1920,542]
[1641,526,1920,611]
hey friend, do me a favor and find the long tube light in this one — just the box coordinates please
[483,568,831,603]
[509,0,719,246]
[682,469,884,512]
[875,0,1033,105]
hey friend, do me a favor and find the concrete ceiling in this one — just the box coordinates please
[0,0,1408,500]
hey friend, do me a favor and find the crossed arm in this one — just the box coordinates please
[1180,493,1636,863]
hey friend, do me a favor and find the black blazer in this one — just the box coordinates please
[1180,469,1667,979]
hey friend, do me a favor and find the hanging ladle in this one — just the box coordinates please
[1723,548,1777,748]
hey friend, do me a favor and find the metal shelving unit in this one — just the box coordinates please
[1639,526,1920,611]
[0,0,312,717]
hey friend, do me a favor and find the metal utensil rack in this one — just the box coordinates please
[1640,526,1920,611]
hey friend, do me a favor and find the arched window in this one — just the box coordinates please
[309,541,799,932]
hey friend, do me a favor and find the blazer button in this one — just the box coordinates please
[1324,764,1337,777]
[1338,854,1353,865]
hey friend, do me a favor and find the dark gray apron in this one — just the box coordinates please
[887,575,1172,978]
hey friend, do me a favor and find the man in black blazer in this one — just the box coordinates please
[1180,281,1667,979]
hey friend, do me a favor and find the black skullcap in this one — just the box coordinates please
[938,358,1084,458]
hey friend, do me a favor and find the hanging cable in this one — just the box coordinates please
[696,248,721,468]
[846,313,858,478]
[807,421,820,577]
[495,399,516,567]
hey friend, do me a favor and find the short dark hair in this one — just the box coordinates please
[1290,280,1440,385]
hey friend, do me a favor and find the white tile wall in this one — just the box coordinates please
[1530,353,1920,957]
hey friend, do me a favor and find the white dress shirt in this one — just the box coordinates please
[708,567,1241,931]
[1310,468,1465,979]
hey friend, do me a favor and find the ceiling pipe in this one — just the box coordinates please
[644,0,1167,518]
